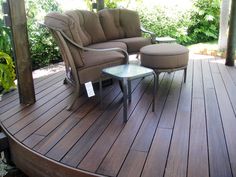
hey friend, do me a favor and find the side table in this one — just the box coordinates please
[100,64,157,123]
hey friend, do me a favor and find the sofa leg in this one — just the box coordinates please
[67,86,80,111]
[156,73,159,90]
[119,80,123,92]
[184,68,187,83]
[63,78,68,85]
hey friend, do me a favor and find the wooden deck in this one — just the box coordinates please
[1,55,236,177]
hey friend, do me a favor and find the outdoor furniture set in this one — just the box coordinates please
[44,8,189,122]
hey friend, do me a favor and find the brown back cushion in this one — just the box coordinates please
[66,10,106,46]
[98,9,141,40]
[120,9,142,37]
[44,12,84,67]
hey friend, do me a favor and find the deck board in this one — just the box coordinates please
[210,59,236,177]
[60,78,145,167]
[96,78,154,176]
[1,56,236,177]
[163,59,193,177]
[188,59,209,177]
[202,59,232,177]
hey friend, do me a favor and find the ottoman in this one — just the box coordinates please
[140,43,189,83]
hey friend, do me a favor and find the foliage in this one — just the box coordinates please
[138,0,220,45]
[26,0,62,70]
[0,21,11,56]
[104,0,126,8]
[187,0,220,43]
[138,6,192,44]
[104,0,143,9]
[0,52,16,93]
[0,0,222,71]
[0,0,12,56]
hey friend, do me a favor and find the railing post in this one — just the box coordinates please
[226,0,236,66]
[7,0,36,104]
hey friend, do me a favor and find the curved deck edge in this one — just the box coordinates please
[1,124,103,177]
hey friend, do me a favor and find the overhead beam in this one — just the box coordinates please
[8,0,36,104]
[226,0,236,66]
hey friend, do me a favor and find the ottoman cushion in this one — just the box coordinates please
[140,44,189,70]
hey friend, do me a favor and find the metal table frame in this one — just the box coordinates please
[99,64,157,123]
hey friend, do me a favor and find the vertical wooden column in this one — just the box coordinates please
[8,0,36,104]
[226,0,236,66]
[96,0,104,11]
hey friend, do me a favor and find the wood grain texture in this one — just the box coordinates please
[131,73,171,152]
[118,150,147,177]
[202,59,232,177]
[188,59,209,177]
[210,59,236,176]
[8,137,100,177]
[141,128,172,177]
[45,81,123,161]
[1,57,236,177]
[8,0,35,104]
[158,70,182,129]
[0,72,64,120]
[2,79,68,126]
[164,60,193,177]
[62,78,148,168]
[96,78,153,176]
[226,0,236,66]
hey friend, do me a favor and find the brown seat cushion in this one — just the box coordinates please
[140,44,189,69]
[79,50,125,83]
[87,41,127,51]
[112,37,151,53]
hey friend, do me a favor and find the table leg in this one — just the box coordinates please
[153,72,157,112]
[128,80,131,102]
[99,78,102,108]
[156,72,159,90]
[184,67,187,83]
[122,79,128,123]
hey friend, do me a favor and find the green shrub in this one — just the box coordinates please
[105,0,119,8]
[26,0,62,70]
[0,52,16,93]
[138,6,192,44]
[0,0,12,57]
[0,0,62,70]
[137,0,220,45]
[0,21,12,56]
[187,0,220,43]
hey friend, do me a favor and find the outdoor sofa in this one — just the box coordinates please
[44,8,155,109]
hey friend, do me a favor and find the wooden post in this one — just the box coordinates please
[225,0,236,66]
[96,0,104,11]
[8,0,36,104]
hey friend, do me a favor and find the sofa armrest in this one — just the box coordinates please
[140,26,156,44]
[58,28,129,64]
[40,22,129,64]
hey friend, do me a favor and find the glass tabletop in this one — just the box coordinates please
[102,64,154,80]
